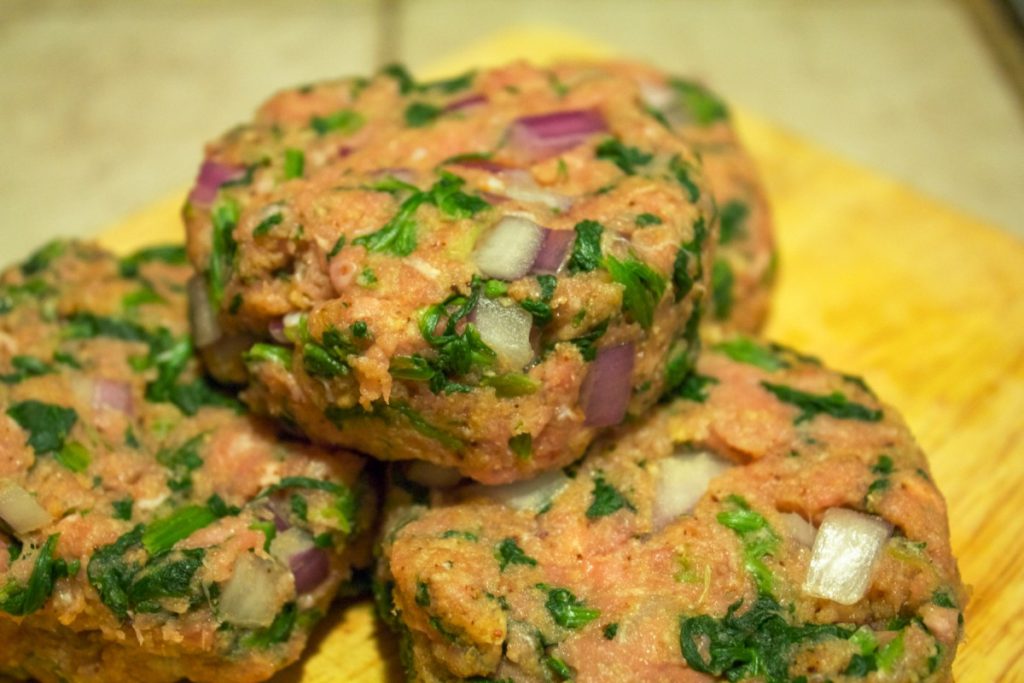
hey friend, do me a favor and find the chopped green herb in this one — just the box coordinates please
[566,220,604,274]
[545,655,573,680]
[142,505,216,556]
[112,498,134,521]
[245,342,293,366]
[206,493,240,518]
[671,215,708,302]
[415,581,431,607]
[669,155,700,202]
[0,534,62,616]
[122,286,164,309]
[118,244,187,278]
[356,266,378,287]
[253,211,283,237]
[480,373,539,397]
[508,433,533,460]
[250,520,277,552]
[669,78,729,126]
[932,589,957,609]
[310,109,365,136]
[710,258,734,320]
[484,279,508,298]
[208,198,240,307]
[157,434,204,493]
[714,337,787,372]
[21,241,66,276]
[303,343,349,378]
[603,623,619,640]
[405,102,444,127]
[423,70,475,94]
[520,298,553,325]
[380,63,417,94]
[718,200,749,245]
[595,138,653,174]
[541,585,600,630]
[55,441,91,473]
[0,355,53,384]
[242,603,298,649]
[6,400,77,454]
[496,537,537,571]
[290,494,309,521]
[635,213,662,227]
[604,255,666,329]
[586,474,636,519]
[87,526,145,620]
[872,455,894,475]
[127,548,204,613]
[283,149,304,179]
[716,495,778,595]
[667,372,719,403]
[761,382,883,424]
[440,530,479,542]
[568,320,608,362]
[328,235,346,258]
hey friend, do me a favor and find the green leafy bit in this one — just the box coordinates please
[163,378,241,417]
[843,626,905,675]
[157,434,204,493]
[21,241,66,276]
[245,342,293,366]
[380,64,475,95]
[714,337,788,372]
[568,320,608,362]
[283,149,304,179]
[310,109,365,136]
[932,589,957,609]
[112,498,134,521]
[441,530,479,542]
[545,655,573,680]
[710,258,734,320]
[415,581,431,607]
[142,505,217,556]
[496,538,537,571]
[55,441,91,473]
[253,211,284,237]
[208,197,240,307]
[669,155,700,202]
[586,473,636,519]
[250,520,277,552]
[405,102,444,127]
[604,255,666,330]
[603,623,619,640]
[6,400,77,454]
[873,455,895,475]
[567,220,604,274]
[0,355,54,384]
[328,235,346,258]
[480,373,539,397]
[0,534,63,616]
[760,382,883,425]
[666,372,719,403]
[672,215,708,301]
[541,585,601,630]
[118,244,187,277]
[381,63,417,93]
[670,78,729,126]
[679,595,851,683]
[257,476,358,534]
[718,200,749,245]
[122,286,164,309]
[595,138,653,174]
[635,212,662,227]
[87,526,145,620]
[716,495,778,595]
[128,549,204,613]
[508,433,533,460]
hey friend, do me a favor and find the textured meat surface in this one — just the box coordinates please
[0,241,375,683]
[376,339,964,682]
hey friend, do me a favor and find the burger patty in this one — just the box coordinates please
[375,337,965,682]
[182,60,727,483]
[0,241,375,683]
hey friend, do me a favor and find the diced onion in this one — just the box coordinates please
[497,170,573,212]
[0,480,52,535]
[468,469,569,511]
[781,512,818,547]
[92,378,133,415]
[473,297,534,370]
[802,508,891,605]
[509,109,607,161]
[580,343,635,427]
[219,553,284,627]
[474,216,545,281]
[531,229,574,274]
[282,312,306,343]
[445,94,487,112]
[268,318,287,343]
[269,528,314,564]
[187,275,222,348]
[189,160,244,206]
[651,450,731,529]
[406,462,462,489]
[269,528,330,594]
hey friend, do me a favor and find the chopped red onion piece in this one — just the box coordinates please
[445,93,487,112]
[531,229,574,273]
[92,378,133,415]
[289,547,330,593]
[580,343,635,427]
[268,318,287,344]
[338,145,355,158]
[265,500,291,531]
[473,215,545,281]
[509,109,606,161]
[187,275,222,348]
[189,160,243,206]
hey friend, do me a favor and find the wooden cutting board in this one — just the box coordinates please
[98,29,1024,683]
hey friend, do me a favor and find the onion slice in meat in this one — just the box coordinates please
[474,216,545,281]
[509,109,607,161]
[802,508,891,605]
[531,229,574,274]
[0,480,52,535]
[187,275,222,348]
[92,378,133,415]
[473,298,534,370]
[219,554,284,627]
[269,528,330,594]
[580,343,635,427]
[781,512,817,547]
[651,450,731,529]
[467,469,569,511]
[189,160,243,206]
[445,94,487,112]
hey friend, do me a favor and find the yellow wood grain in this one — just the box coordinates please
[97,29,1024,683]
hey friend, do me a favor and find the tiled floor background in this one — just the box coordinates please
[2,0,1022,264]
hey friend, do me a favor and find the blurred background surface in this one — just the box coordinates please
[2,0,1022,263]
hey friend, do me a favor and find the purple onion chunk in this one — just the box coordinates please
[509,109,607,161]
[92,378,133,415]
[188,160,244,206]
[289,547,330,593]
[531,229,575,273]
[445,93,488,112]
[580,343,635,428]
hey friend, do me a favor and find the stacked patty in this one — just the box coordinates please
[376,340,965,682]
[0,242,374,683]
[183,61,724,483]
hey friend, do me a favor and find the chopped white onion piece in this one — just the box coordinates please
[406,462,462,489]
[219,554,284,627]
[473,297,534,370]
[638,81,675,111]
[468,469,569,511]
[187,275,222,348]
[473,216,545,281]
[0,480,52,535]
[781,512,818,547]
[282,312,306,343]
[651,450,731,529]
[499,171,574,212]
[268,528,314,565]
[802,508,891,605]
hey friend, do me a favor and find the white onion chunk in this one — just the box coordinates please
[468,469,569,511]
[802,508,891,605]
[473,216,544,281]
[0,480,52,535]
[473,298,534,370]
[652,450,731,529]
[219,554,284,627]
